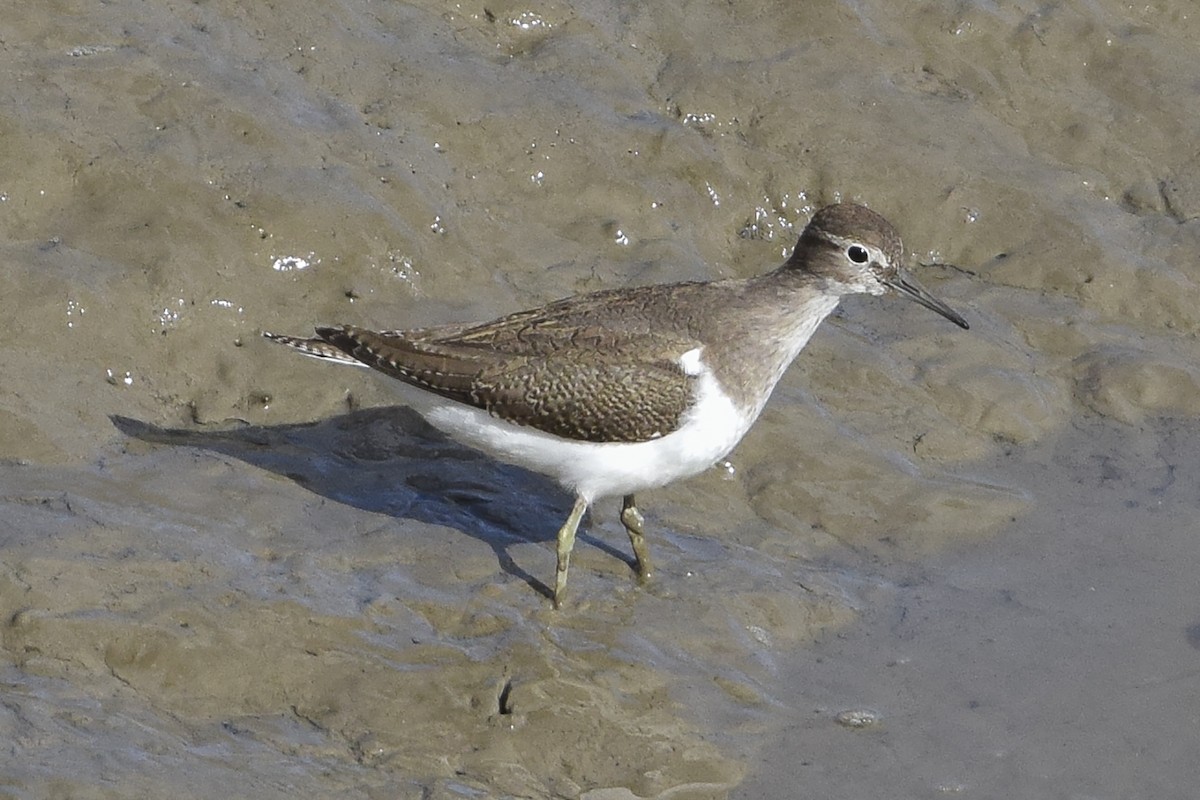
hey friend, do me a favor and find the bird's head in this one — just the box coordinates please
[789,203,969,330]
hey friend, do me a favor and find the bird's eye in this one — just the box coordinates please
[847,244,870,264]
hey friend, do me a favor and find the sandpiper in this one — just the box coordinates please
[264,203,968,607]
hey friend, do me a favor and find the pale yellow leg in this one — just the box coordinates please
[621,494,652,580]
[554,496,590,609]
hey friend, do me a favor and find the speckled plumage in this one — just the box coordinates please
[264,203,969,606]
[309,290,706,443]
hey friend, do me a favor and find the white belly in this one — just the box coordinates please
[423,363,753,502]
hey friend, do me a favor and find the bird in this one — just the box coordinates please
[263,203,969,607]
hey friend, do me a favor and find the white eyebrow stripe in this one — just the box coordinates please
[819,232,889,265]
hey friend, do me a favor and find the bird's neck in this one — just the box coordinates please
[698,272,842,416]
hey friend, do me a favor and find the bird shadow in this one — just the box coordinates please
[110,408,633,602]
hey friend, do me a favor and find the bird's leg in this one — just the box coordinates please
[620,494,652,580]
[554,496,590,609]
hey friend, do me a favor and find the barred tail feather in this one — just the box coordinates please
[261,331,368,366]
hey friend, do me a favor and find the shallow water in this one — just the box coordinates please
[735,415,1200,798]
[2,0,1199,797]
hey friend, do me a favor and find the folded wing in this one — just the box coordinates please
[314,320,699,443]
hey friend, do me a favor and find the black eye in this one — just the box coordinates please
[847,244,870,264]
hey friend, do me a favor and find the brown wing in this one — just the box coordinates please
[400,283,708,354]
[315,324,698,443]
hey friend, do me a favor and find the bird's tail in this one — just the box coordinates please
[261,331,368,366]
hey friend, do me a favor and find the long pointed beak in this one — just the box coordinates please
[885,272,969,330]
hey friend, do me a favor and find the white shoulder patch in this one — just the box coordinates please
[679,347,705,376]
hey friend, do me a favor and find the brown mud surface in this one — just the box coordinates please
[2,1,1198,797]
